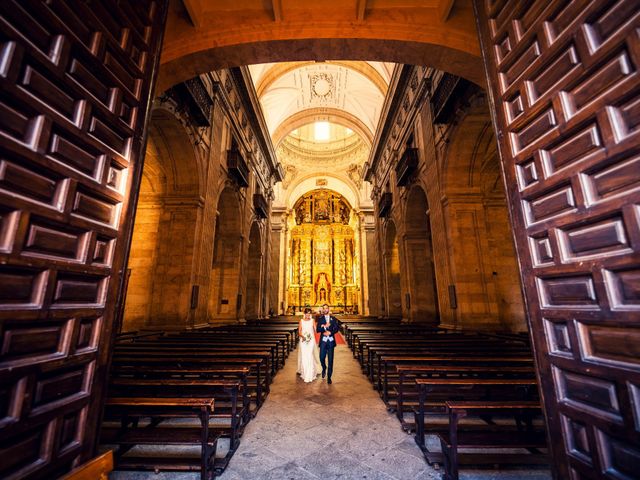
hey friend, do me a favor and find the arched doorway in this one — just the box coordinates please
[383,221,402,317]
[404,186,438,323]
[124,108,202,330]
[209,187,243,322]
[245,221,263,320]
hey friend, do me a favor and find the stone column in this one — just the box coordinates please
[148,194,204,329]
[443,193,499,330]
[357,211,370,315]
[416,105,455,328]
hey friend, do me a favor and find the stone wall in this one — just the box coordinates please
[365,66,526,331]
[121,69,281,331]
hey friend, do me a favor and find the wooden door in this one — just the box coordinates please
[0,1,167,478]
[474,0,640,478]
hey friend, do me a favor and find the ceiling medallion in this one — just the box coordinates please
[310,73,334,102]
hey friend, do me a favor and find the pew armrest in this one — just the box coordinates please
[106,397,215,410]
[59,450,113,480]
[445,400,541,412]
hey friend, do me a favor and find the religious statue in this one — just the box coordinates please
[314,272,331,305]
[299,249,307,283]
[315,197,329,220]
[339,203,349,224]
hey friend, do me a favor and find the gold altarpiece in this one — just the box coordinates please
[287,190,360,313]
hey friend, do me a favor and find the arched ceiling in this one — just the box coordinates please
[248,60,395,210]
[248,61,394,142]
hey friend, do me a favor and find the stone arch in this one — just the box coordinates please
[245,221,263,320]
[383,220,403,317]
[441,105,525,331]
[159,35,483,93]
[284,173,361,211]
[147,108,204,196]
[123,108,201,330]
[442,104,497,196]
[209,187,243,321]
[403,185,438,323]
[272,108,373,147]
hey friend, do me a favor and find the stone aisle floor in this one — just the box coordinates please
[112,344,551,480]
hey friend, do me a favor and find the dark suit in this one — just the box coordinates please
[316,314,340,380]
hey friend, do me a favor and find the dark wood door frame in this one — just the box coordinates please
[474,1,640,478]
[0,1,168,478]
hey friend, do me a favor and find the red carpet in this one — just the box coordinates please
[314,332,346,345]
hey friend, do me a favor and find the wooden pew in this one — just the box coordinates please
[379,355,535,406]
[114,343,280,374]
[111,365,253,418]
[439,401,548,480]
[393,364,536,428]
[60,451,113,480]
[368,345,531,384]
[171,331,291,359]
[111,356,269,405]
[116,330,164,343]
[113,348,274,378]
[413,378,539,463]
[101,397,219,480]
[106,378,245,449]
[104,323,293,477]
[362,339,531,378]
[195,325,298,351]
[343,320,545,475]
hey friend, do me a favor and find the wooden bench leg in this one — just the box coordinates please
[446,410,462,480]
[200,406,210,480]
[230,388,241,452]
[255,367,262,408]
[440,437,452,480]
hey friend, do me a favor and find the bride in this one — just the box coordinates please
[297,307,320,382]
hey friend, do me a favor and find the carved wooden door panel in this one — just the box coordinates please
[0,1,167,478]
[474,0,640,478]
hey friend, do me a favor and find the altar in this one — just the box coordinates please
[286,189,361,312]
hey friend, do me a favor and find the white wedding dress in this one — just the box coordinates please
[297,318,320,382]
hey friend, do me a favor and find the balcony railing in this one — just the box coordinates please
[253,192,268,218]
[227,149,250,187]
[395,148,418,186]
[171,76,213,127]
[378,192,392,218]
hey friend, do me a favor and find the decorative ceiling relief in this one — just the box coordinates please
[282,164,298,190]
[310,73,335,103]
[347,163,363,189]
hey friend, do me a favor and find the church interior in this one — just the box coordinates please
[0,1,638,480]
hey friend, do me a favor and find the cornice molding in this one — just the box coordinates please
[233,67,283,183]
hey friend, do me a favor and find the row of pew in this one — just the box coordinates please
[100,322,298,479]
[342,319,548,480]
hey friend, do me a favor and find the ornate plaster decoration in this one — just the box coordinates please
[310,72,335,103]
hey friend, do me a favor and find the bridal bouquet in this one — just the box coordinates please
[302,332,312,343]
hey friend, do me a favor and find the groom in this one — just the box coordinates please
[317,304,340,384]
